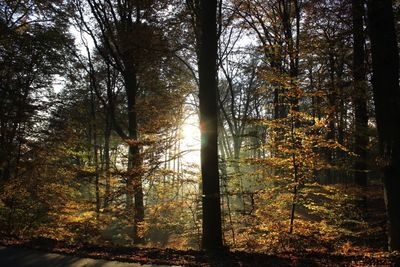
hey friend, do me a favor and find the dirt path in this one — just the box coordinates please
[0,246,177,267]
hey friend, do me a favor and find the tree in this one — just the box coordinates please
[301,0,355,184]
[74,0,172,243]
[198,0,224,250]
[352,0,369,186]
[367,0,400,252]
[0,0,72,182]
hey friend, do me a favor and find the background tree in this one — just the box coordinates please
[352,0,369,187]
[74,0,184,243]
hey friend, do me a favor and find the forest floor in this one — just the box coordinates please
[0,238,398,266]
[1,185,399,266]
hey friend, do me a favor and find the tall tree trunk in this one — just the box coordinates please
[352,0,369,186]
[103,63,115,209]
[367,0,400,252]
[103,112,111,208]
[218,121,236,246]
[125,69,144,244]
[89,84,100,218]
[198,0,223,250]
[325,52,337,184]
[289,116,299,234]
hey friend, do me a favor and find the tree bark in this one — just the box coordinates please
[352,0,369,186]
[198,0,223,250]
[367,0,400,252]
[325,52,337,184]
[89,84,101,218]
[124,69,144,244]
[103,113,111,208]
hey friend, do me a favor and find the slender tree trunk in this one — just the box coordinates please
[325,52,337,184]
[367,0,400,252]
[124,69,144,244]
[218,113,236,244]
[289,116,299,234]
[198,0,223,250]
[336,63,347,179]
[89,85,100,218]
[103,112,111,208]
[352,0,369,186]
[103,64,115,209]
[232,135,246,213]
[218,134,236,246]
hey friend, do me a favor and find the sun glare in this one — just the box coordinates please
[180,114,201,165]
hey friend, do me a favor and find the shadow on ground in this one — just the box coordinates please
[0,246,172,267]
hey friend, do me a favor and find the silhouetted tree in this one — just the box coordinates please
[367,0,400,252]
[198,0,224,250]
[352,0,369,186]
